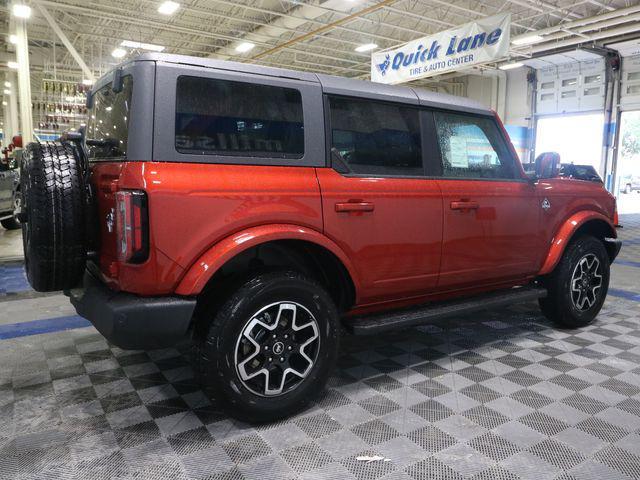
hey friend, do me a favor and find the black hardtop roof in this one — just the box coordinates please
[106,52,493,115]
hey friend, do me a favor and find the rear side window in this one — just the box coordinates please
[86,76,133,159]
[175,76,304,158]
[434,112,516,180]
[328,96,423,176]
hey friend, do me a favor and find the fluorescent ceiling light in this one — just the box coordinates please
[111,48,127,59]
[499,62,524,70]
[355,43,378,52]
[9,35,18,44]
[158,1,180,15]
[4,82,10,88]
[120,40,165,52]
[12,4,31,19]
[3,89,10,95]
[7,61,19,69]
[2,102,7,106]
[82,79,94,86]
[235,42,255,53]
[512,34,544,46]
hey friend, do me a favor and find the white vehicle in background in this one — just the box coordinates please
[619,172,640,194]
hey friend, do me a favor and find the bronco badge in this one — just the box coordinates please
[542,198,551,211]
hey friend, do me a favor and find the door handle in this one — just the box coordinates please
[335,202,375,213]
[450,200,479,210]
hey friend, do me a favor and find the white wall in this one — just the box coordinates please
[465,74,493,109]
[460,68,532,126]
[504,68,531,126]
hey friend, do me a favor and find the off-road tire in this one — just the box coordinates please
[21,142,87,291]
[195,270,339,423]
[539,235,610,328]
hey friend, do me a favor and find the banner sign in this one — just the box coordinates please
[371,13,511,84]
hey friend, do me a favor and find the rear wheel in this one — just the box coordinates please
[539,235,610,328]
[21,142,87,291]
[195,270,339,422]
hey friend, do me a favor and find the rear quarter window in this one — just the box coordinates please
[175,76,304,158]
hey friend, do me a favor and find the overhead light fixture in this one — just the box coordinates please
[120,40,165,52]
[4,82,11,88]
[355,43,378,52]
[12,4,32,19]
[235,42,255,53]
[9,34,18,44]
[3,89,11,95]
[512,34,544,46]
[7,61,19,69]
[82,79,93,86]
[2,102,7,106]
[158,1,180,15]
[111,48,127,59]
[499,62,524,70]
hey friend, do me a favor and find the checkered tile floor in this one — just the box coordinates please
[1,215,639,480]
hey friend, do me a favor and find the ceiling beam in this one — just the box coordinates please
[33,1,94,81]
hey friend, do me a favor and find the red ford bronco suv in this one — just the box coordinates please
[20,53,621,421]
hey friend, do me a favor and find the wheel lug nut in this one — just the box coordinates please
[280,357,284,362]
[284,334,288,339]
[272,334,276,339]
[264,345,269,350]
[268,357,272,362]
[288,346,292,351]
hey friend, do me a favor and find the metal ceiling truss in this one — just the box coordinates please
[0,0,637,121]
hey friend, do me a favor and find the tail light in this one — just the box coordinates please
[115,190,149,263]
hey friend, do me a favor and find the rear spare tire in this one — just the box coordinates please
[21,142,87,291]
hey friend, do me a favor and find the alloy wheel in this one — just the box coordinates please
[234,301,320,397]
[570,253,603,311]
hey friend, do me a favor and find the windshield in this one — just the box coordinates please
[86,75,133,159]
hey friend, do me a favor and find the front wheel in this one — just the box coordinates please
[195,270,339,422]
[539,235,610,328]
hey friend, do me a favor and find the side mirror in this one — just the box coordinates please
[534,152,560,179]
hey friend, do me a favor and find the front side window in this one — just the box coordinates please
[329,96,423,176]
[86,76,133,159]
[434,112,516,180]
[175,76,304,158]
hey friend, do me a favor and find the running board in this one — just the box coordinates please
[345,286,547,336]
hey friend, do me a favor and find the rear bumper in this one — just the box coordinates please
[66,271,197,350]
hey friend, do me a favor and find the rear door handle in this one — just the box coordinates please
[335,202,375,213]
[450,200,479,210]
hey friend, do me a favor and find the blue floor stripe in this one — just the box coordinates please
[608,288,640,302]
[0,315,91,340]
[615,260,640,269]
